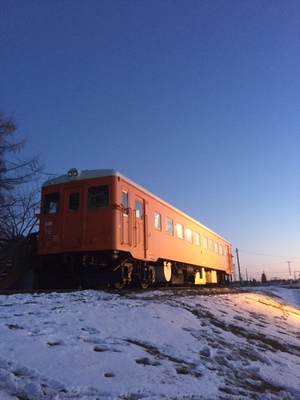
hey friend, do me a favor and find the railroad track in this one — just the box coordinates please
[0,284,244,297]
[0,288,79,296]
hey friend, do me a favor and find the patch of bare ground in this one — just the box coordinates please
[124,338,202,378]
[182,305,300,357]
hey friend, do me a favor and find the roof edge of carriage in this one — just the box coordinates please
[42,168,231,244]
[42,168,120,186]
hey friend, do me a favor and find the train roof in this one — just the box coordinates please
[42,168,230,243]
[42,169,120,187]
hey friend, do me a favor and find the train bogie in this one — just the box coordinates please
[37,168,232,288]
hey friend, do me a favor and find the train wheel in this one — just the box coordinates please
[114,281,125,289]
[140,282,148,289]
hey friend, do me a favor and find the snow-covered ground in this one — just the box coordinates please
[0,286,299,400]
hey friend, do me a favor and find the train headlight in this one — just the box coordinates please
[67,168,80,179]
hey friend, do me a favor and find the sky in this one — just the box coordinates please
[0,287,299,399]
[1,0,299,281]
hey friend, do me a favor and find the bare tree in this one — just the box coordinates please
[1,186,40,239]
[0,112,42,202]
[0,112,43,242]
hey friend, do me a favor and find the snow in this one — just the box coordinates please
[0,286,299,400]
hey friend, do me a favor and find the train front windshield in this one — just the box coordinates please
[42,185,109,215]
[43,192,60,214]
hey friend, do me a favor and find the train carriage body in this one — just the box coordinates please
[38,168,232,288]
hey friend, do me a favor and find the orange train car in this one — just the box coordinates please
[38,168,233,288]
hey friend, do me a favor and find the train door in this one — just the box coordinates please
[120,188,131,245]
[61,186,85,250]
[133,196,147,259]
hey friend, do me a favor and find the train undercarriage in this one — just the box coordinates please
[38,249,229,290]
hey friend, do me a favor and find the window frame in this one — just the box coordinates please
[176,223,184,240]
[69,192,80,212]
[43,192,60,214]
[186,228,193,243]
[165,217,174,235]
[214,242,219,253]
[154,212,162,230]
[135,199,143,219]
[122,190,129,216]
[88,185,109,209]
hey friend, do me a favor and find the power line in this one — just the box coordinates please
[243,262,287,269]
[238,249,300,259]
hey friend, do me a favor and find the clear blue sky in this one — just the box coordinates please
[1,0,299,281]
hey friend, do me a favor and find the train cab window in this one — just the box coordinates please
[43,192,60,214]
[122,190,129,216]
[195,232,201,246]
[154,212,161,230]
[135,200,143,219]
[186,228,193,243]
[69,193,79,211]
[203,236,208,249]
[165,218,174,235]
[176,223,184,239]
[88,186,109,209]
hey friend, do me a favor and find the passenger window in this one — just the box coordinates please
[209,239,213,251]
[195,232,201,246]
[135,200,143,219]
[165,218,174,235]
[69,193,79,211]
[219,244,224,255]
[122,190,128,216]
[176,223,184,239]
[186,228,193,243]
[203,236,208,249]
[154,212,161,230]
[88,186,109,209]
[214,242,219,253]
[44,192,60,214]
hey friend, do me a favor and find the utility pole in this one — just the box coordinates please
[294,271,300,280]
[233,263,236,282]
[236,248,242,284]
[287,261,292,281]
